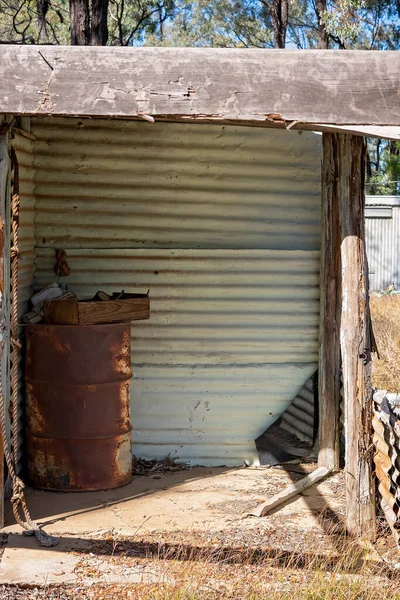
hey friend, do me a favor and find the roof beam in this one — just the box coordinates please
[1,46,400,126]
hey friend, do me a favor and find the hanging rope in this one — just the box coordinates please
[0,132,58,547]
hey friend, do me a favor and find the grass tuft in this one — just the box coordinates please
[371,295,400,392]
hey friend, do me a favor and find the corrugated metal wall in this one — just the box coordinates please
[280,375,316,444]
[365,196,400,291]
[12,130,35,318]
[31,117,322,466]
[31,119,321,251]
[12,129,36,475]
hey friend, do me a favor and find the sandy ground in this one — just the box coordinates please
[0,463,351,588]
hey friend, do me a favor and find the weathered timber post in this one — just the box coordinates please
[0,130,8,529]
[339,133,375,541]
[318,134,341,472]
[321,133,376,540]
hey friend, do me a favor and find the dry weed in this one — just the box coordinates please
[371,295,400,392]
[2,534,400,599]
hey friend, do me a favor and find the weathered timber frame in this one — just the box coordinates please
[319,133,375,540]
[0,125,11,531]
[0,45,396,541]
[0,47,400,132]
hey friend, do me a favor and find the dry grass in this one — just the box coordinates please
[2,535,400,599]
[371,294,400,392]
[94,537,400,600]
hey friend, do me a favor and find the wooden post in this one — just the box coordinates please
[319,133,375,541]
[318,134,341,472]
[337,133,375,541]
[0,129,9,530]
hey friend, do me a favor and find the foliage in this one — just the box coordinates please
[0,0,69,44]
[145,0,274,48]
[108,0,175,45]
[2,0,400,48]
[154,0,400,49]
[1,0,400,51]
[0,0,176,45]
[367,139,400,195]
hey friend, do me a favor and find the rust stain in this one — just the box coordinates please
[54,248,71,277]
[25,322,132,491]
[266,113,285,124]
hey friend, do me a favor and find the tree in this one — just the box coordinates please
[0,0,175,45]
[316,0,328,47]
[109,0,174,45]
[69,0,109,45]
[366,139,400,195]
[157,0,400,50]
[263,0,289,48]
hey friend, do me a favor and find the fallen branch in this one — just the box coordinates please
[248,466,332,517]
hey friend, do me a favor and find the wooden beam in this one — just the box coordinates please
[312,124,400,142]
[0,47,400,125]
[248,467,331,517]
[337,133,375,541]
[318,134,341,472]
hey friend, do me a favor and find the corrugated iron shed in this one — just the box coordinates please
[28,117,321,466]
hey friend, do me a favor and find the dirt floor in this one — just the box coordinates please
[0,464,398,598]
[0,464,344,583]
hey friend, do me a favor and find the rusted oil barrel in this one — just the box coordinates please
[25,323,132,491]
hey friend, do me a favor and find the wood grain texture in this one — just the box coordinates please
[337,133,376,541]
[77,297,150,324]
[44,297,150,325]
[248,467,331,517]
[0,46,400,126]
[313,124,400,141]
[44,298,79,325]
[318,133,341,472]
[0,132,8,529]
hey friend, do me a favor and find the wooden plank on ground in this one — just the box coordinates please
[248,466,331,517]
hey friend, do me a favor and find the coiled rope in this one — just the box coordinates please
[0,127,58,547]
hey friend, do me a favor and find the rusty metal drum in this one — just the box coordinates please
[25,323,133,491]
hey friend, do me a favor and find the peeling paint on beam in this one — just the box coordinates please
[1,47,400,126]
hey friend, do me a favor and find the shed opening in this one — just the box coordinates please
[7,116,322,474]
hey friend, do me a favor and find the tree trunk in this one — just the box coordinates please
[271,0,289,48]
[337,133,376,541]
[91,0,109,45]
[70,0,90,45]
[37,0,50,43]
[315,0,329,49]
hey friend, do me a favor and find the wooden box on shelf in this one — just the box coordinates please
[44,293,150,325]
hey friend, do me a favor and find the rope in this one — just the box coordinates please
[0,141,58,547]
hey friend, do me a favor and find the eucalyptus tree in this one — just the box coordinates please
[0,0,175,45]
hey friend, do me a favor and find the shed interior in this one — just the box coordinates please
[10,117,322,469]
